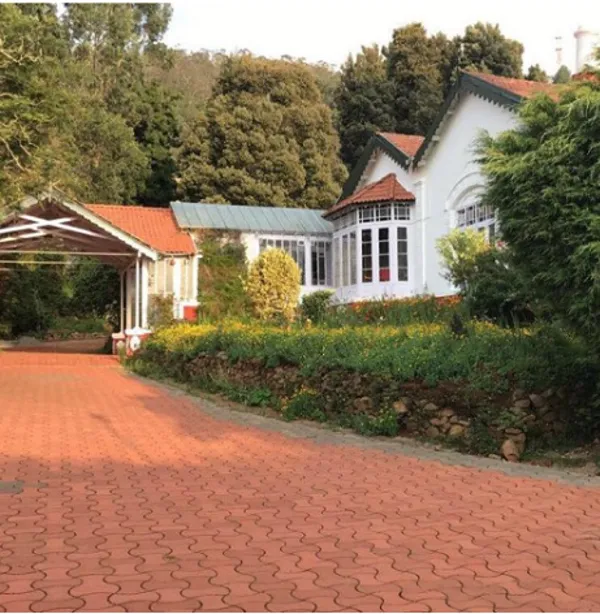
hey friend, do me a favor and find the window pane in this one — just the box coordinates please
[397,227,408,281]
[378,228,390,282]
[361,229,372,283]
[342,235,349,286]
[349,232,357,286]
[333,238,340,286]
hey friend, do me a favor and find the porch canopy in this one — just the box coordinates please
[0,189,197,333]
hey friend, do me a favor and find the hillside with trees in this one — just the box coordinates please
[1,4,554,209]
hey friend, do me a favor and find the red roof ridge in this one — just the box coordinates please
[465,70,560,100]
[325,173,415,217]
[378,132,425,157]
[84,204,195,255]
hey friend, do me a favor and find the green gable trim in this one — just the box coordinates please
[412,71,523,166]
[339,133,412,200]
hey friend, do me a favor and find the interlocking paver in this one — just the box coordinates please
[3,350,600,611]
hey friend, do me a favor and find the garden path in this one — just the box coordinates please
[2,350,600,612]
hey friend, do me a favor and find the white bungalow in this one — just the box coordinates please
[173,70,559,303]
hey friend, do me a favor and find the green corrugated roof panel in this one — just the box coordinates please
[171,202,333,235]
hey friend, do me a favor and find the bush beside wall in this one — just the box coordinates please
[129,322,599,459]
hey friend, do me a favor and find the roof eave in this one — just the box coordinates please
[338,134,412,201]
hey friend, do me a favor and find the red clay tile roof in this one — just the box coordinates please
[467,71,560,101]
[325,173,415,217]
[378,133,425,157]
[85,204,196,254]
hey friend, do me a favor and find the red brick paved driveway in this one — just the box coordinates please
[2,351,600,612]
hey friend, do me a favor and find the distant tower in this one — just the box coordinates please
[555,36,563,70]
[574,26,599,72]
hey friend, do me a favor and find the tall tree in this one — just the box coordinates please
[526,64,549,82]
[0,4,70,209]
[386,23,453,136]
[335,45,395,169]
[479,81,600,342]
[554,65,571,84]
[458,22,523,77]
[177,55,347,208]
[63,3,179,204]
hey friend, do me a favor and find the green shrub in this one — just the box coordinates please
[464,248,534,326]
[198,238,250,320]
[437,228,489,291]
[131,320,596,396]
[283,390,326,422]
[324,295,464,328]
[300,290,333,324]
[148,294,175,329]
[245,249,301,323]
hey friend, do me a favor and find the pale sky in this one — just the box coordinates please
[165,0,600,75]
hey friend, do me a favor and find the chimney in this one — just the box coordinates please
[574,26,599,72]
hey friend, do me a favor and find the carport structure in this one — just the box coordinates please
[0,190,198,346]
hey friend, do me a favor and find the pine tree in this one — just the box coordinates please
[386,23,452,136]
[335,45,395,169]
[458,22,524,77]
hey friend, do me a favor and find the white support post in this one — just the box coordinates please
[304,239,311,288]
[120,271,125,333]
[135,254,141,328]
[192,254,200,301]
[141,259,149,329]
[173,258,182,319]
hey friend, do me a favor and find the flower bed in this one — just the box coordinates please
[325,295,464,327]
[128,321,599,459]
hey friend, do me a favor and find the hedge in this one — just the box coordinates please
[129,321,596,395]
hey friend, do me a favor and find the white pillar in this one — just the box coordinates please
[125,267,133,329]
[119,271,125,332]
[192,254,200,301]
[304,238,311,288]
[141,259,149,329]
[135,254,141,328]
[173,258,182,319]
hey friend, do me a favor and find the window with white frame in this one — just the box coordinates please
[361,228,373,283]
[359,203,411,223]
[311,240,332,286]
[456,202,496,240]
[397,227,408,282]
[259,237,305,284]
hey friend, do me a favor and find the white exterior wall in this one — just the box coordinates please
[419,93,517,295]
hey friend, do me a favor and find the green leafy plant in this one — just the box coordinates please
[300,291,334,324]
[245,249,301,323]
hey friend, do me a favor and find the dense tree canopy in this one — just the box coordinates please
[334,21,528,170]
[335,45,395,168]
[457,22,523,77]
[526,64,549,82]
[553,65,571,84]
[2,5,538,211]
[177,55,347,208]
[479,82,600,341]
